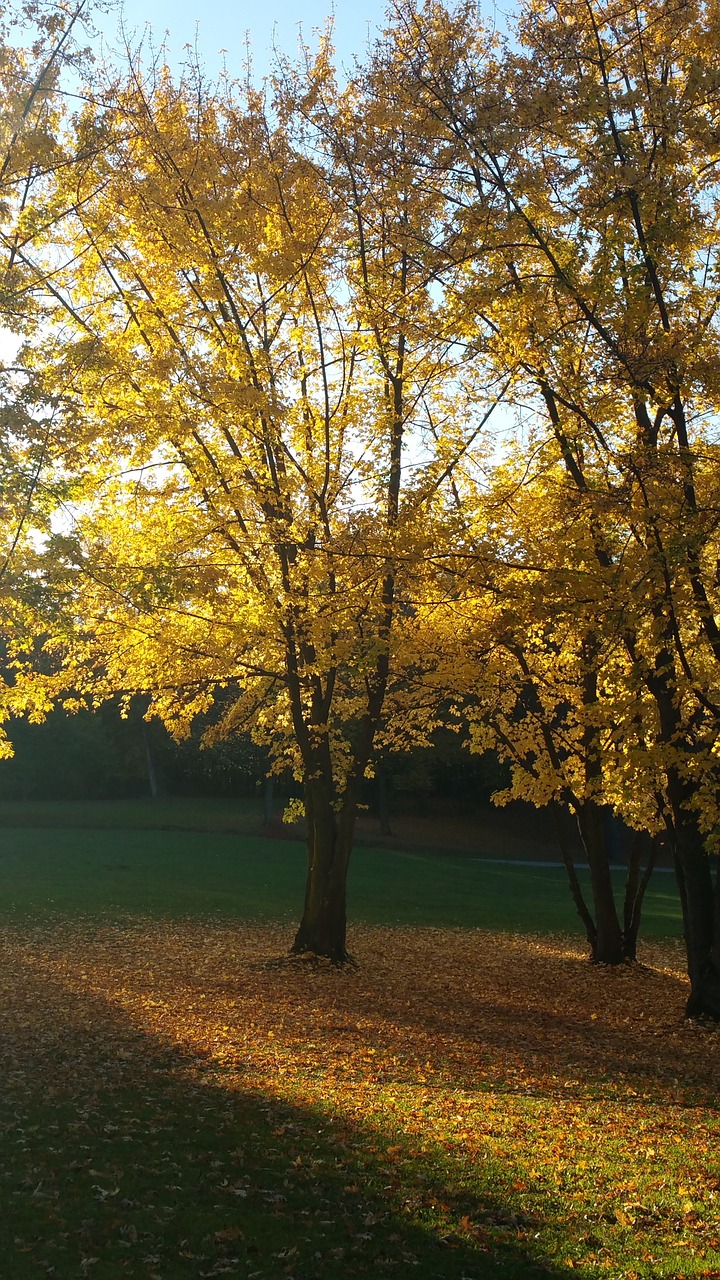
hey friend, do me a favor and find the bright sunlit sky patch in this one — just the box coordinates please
[0,3,390,365]
[97,0,393,82]
[2,0,515,451]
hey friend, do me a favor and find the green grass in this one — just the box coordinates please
[0,805,682,938]
[0,795,266,833]
[0,1039,575,1280]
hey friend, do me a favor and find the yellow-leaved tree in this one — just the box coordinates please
[424,448,666,965]
[389,0,720,1014]
[28,40,490,958]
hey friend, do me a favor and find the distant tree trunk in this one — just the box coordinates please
[142,722,160,798]
[377,761,392,838]
[262,775,274,828]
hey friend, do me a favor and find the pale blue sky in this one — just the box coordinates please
[98,0,393,80]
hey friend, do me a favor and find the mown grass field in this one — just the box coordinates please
[0,797,681,937]
[0,799,717,1280]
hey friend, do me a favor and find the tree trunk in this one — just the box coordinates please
[376,761,392,838]
[640,660,720,1015]
[142,722,160,798]
[656,767,720,1017]
[291,773,354,961]
[575,800,625,964]
[552,801,597,954]
[262,775,275,829]
[622,831,657,962]
[670,801,720,1019]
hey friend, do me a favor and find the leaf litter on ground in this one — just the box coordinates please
[0,920,719,1278]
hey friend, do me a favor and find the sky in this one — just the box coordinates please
[95,0,394,82]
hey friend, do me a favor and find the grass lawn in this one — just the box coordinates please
[0,798,682,938]
[0,796,268,834]
[0,799,715,1280]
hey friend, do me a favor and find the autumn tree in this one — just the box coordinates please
[388,0,720,1013]
[426,452,662,964]
[25,41,488,958]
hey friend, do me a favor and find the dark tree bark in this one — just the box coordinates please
[510,649,629,961]
[291,771,353,961]
[552,800,597,954]
[575,800,624,964]
[622,831,658,963]
[555,801,656,963]
[646,662,720,1018]
[668,802,720,1020]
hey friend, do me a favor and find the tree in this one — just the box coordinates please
[426,451,662,963]
[391,0,720,1012]
[27,40,487,958]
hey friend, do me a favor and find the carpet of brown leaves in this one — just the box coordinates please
[2,921,712,1100]
[1,921,719,1278]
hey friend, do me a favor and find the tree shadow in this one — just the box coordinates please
[0,942,579,1280]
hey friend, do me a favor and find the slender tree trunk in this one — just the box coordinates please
[622,831,657,962]
[552,801,597,955]
[568,650,625,963]
[575,799,624,964]
[536,375,720,1003]
[142,722,160,798]
[262,775,275,829]
[377,761,392,838]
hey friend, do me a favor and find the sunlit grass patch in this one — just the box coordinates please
[1,921,718,1278]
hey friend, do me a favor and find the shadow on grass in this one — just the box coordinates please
[0,955,576,1280]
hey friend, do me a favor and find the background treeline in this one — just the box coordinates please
[0,699,507,810]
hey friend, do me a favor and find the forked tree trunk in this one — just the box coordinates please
[575,800,625,964]
[555,801,654,963]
